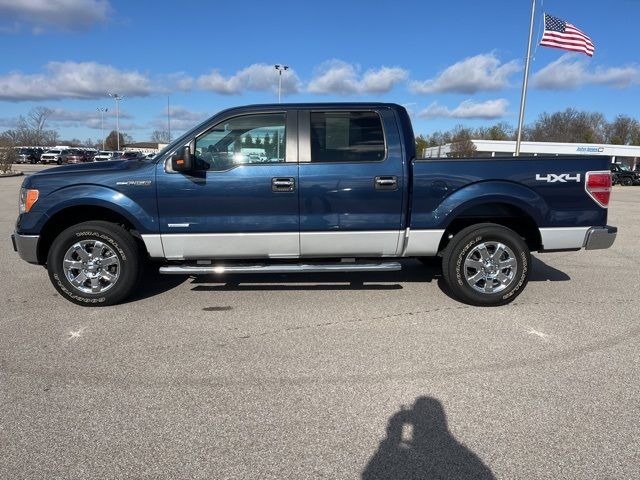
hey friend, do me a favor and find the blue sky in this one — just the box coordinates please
[1,0,639,142]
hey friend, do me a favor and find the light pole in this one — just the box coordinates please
[96,107,108,150]
[167,95,171,142]
[107,93,124,151]
[274,64,289,103]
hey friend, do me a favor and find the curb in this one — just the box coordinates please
[0,171,24,178]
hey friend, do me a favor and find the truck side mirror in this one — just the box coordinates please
[171,145,193,172]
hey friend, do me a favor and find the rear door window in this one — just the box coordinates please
[309,111,385,163]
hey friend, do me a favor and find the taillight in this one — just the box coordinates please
[585,171,612,208]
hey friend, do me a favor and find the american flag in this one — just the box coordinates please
[540,14,595,57]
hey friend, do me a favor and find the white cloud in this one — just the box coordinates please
[197,64,301,95]
[418,99,509,120]
[532,54,640,90]
[307,60,408,95]
[161,106,208,131]
[0,61,158,101]
[0,107,134,131]
[48,107,132,130]
[410,53,520,94]
[0,0,112,32]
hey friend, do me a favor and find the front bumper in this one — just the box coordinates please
[11,232,40,264]
[584,226,617,250]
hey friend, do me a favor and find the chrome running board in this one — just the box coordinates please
[159,262,402,275]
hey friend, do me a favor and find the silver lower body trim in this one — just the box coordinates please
[539,227,591,250]
[159,232,299,260]
[159,262,402,275]
[12,232,39,264]
[300,230,401,257]
[140,234,164,258]
[402,229,446,256]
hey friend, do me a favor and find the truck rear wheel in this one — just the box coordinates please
[46,221,141,306]
[442,223,530,306]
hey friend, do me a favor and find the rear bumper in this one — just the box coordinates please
[11,232,40,264]
[584,226,617,250]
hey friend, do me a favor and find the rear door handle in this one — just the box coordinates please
[272,177,295,192]
[375,176,398,191]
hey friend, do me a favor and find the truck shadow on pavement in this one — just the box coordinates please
[188,256,569,293]
[362,396,495,480]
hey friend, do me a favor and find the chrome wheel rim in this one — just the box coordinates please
[463,241,517,294]
[63,240,121,294]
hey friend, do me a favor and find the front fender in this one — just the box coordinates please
[413,181,548,229]
[20,184,158,234]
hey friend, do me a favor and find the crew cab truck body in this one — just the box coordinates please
[12,103,616,306]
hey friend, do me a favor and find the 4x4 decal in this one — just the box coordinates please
[535,173,581,183]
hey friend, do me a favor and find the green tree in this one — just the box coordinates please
[415,134,429,156]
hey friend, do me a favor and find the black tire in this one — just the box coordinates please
[56,159,62,165]
[442,223,530,307]
[47,221,141,306]
[621,177,633,186]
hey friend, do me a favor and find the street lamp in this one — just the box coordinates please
[107,93,124,151]
[167,95,171,143]
[274,64,289,103]
[96,107,108,150]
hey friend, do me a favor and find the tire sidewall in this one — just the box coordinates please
[446,226,530,306]
[47,223,138,306]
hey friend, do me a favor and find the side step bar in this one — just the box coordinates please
[159,262,402,275]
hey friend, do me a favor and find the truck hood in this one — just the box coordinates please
[32,160,142,176]
[23,160,156,192]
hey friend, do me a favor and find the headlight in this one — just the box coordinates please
[19,188,39,214]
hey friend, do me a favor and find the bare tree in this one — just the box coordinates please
[605,115,640,145]
[104,130,132,150]
[150,130,170,143]
[449,126,477,158]
[526,108,606,144]
[476,122,514,141]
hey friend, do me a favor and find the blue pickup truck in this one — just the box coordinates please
[12,103,616,307]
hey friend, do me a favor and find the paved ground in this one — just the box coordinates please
[1,166,639,479]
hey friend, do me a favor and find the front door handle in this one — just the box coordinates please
[272,177,295,192]
[375,176,398,191]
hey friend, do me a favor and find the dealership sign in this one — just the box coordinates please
[576,146,605,153]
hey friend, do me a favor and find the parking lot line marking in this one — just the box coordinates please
[67,326,88,340]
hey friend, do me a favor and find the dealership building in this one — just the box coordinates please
[423,140,640,168]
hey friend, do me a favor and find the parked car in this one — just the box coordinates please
[119,151,145,161]
[12,103,616,307]
[39,149,69,165]
[610,163,640,186]
[83,149,98,161]
[15,147,39,164]
[93,151,115,161]
[65,149,89,164]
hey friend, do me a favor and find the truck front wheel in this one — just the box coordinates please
[442,223,530,306]
[46,221,141,306]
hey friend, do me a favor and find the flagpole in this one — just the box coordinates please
[515,0,537,156]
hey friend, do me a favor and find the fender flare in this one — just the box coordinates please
[35,184,157,234]
[433,181,548,229]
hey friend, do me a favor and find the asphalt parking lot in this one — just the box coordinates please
[1,165,639,479]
